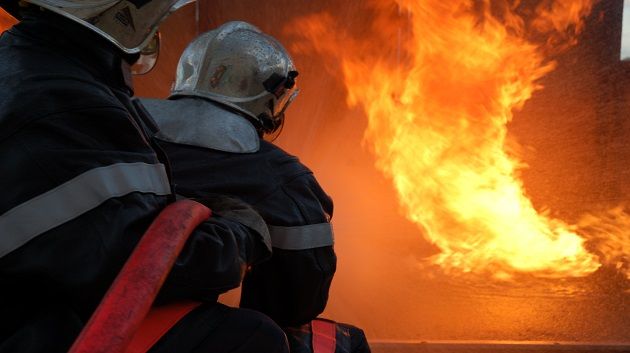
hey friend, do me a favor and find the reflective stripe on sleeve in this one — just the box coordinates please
[0,162,171,258]
[268,222,334,250]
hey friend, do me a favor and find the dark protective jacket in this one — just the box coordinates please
[142,97,337,327]
[0,12,270,353]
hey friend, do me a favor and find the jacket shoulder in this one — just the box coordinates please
[259,141,313,178]
[0,35,123,141]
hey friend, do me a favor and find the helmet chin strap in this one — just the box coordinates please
[257,112,283,136]
[263,114,285,142]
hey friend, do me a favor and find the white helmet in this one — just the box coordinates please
[4,0,194,54]
[171,21,299,136]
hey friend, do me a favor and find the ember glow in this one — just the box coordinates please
[0,8,16,33]
[291,0,618,279]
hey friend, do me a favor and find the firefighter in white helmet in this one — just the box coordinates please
[0,2,286,353]
[141,21,371,353]
[167,20,299,138]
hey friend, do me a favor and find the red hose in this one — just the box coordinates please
[68,200,211,353]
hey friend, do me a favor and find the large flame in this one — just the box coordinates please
[291,0,611,279]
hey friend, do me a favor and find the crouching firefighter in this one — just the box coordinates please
[0,2,288,352]
[140,21,371,353]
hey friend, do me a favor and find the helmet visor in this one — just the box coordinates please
[264,85,298,139]
[131,30,160,75]
[273,86,299,118]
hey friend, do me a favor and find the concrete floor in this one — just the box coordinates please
[369,341,630,353]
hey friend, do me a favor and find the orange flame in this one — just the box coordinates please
[579,207,630,280]
[291,0,607,279]
[1,8,16,33]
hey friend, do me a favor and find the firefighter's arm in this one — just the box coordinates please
[158,195,271,301]
[240,173,336,326]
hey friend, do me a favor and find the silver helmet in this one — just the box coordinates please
[171,21,299,136]
[14,0,194,54]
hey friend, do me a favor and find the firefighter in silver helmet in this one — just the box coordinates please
[169,20,299,139]
[0,2,286,353]
[141,21,371,353]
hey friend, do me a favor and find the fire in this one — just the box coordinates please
[290,0,610,279]
[579,207,630,280]
[1,7,16,33]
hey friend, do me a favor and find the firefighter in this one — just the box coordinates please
[141,21,371,353]
[0,2,288,353]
